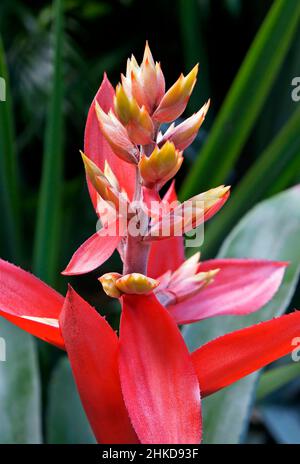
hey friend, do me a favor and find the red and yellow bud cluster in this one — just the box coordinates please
[138,141,183,189]
[99,272,159,298]
[94,42,207,191]
[121,41,165,114]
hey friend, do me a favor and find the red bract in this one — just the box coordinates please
[119,293,202,444]
[60,287,138,444]
[0,259,64,349]
[192,311,300,397]
[0,43,299,444]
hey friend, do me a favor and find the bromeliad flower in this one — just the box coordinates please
[0,43,299,444]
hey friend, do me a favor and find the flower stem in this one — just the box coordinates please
[123,166,150,275]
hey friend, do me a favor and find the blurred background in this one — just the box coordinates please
[0,0,300,444]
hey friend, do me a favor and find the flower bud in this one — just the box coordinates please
[115,273,159,295]
[95,102,138,164]
[160,100,210,150]
[114,83,132,124]
[140,42,165,112]
[145,185,230,239]
[81,151,126,210]
[154,253,220,305]
[153,64,199,122]
[138,141,183,189]
[121,42,165,114]
[103,160,120,191]
[99,273,123,298]
[114,84,154,145]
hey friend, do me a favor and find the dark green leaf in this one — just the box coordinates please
[0,36,21,262]
[33,0,64,286]
[177,0,210,110]
[180,0,300,199]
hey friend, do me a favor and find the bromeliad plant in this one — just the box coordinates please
[1,43,300,444]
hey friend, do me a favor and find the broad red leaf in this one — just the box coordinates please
[168,259,287,324]
[60,287,138,444]
[192,310,300,397]
[0,259,64,348]
[119,293,202,444]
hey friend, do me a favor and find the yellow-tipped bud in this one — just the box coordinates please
[80,151,120,207]
[140,41,165,111]
[194,268,220,286]
[153,64,199,122]
[182,65,198,97]
[174,268,220,302]
[114,84,132,124]
[114,83,154,145]
[99,273,123,298]
[146,185,230,239]
[138,141,183,188]
[197,185,231,210]
[161,100,210,151]
[121,42,165,114]
[104,160,120,191]
[115,273,159,295]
